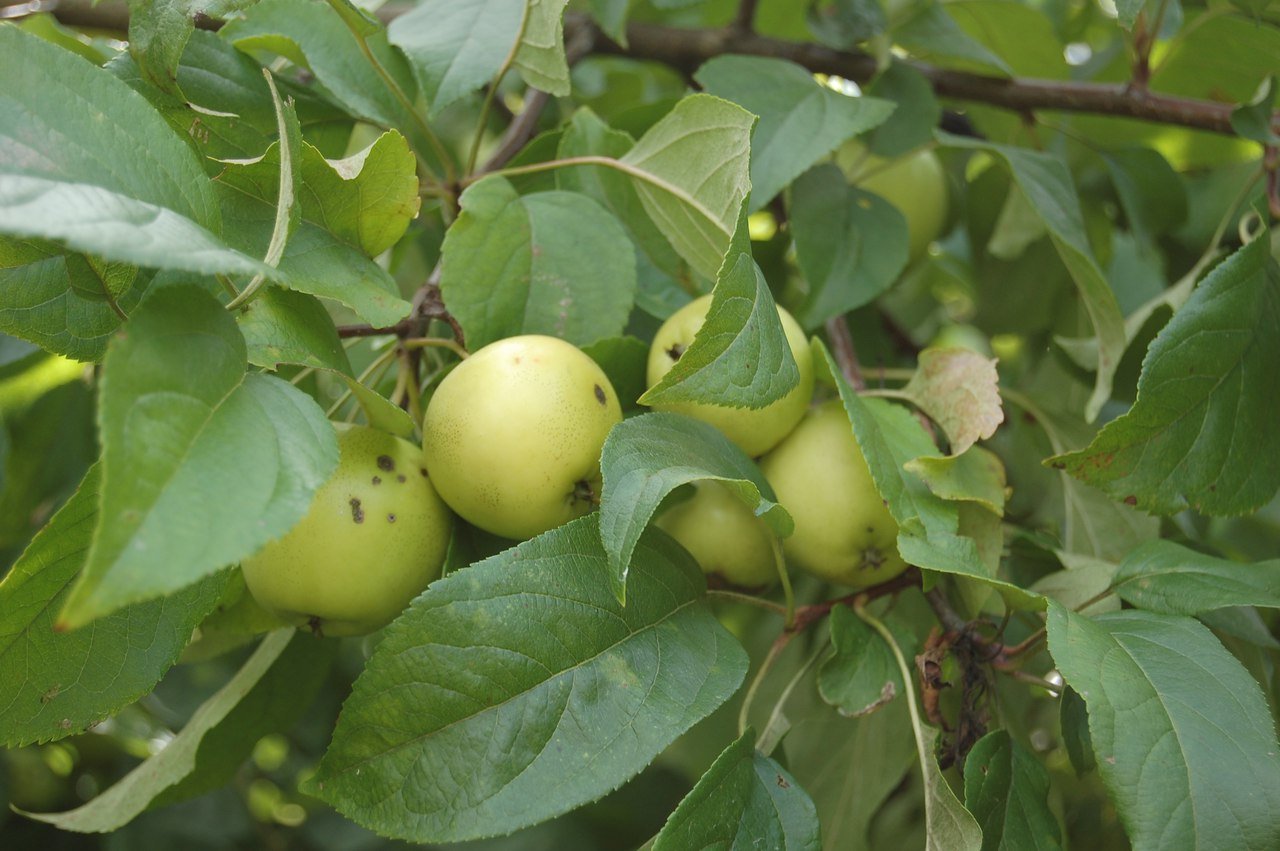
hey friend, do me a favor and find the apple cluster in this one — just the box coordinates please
[646,295,908,592]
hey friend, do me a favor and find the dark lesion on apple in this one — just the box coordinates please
[666,343,686,362]
[571,478,599,509]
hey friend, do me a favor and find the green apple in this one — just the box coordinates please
[929,323,993,356]
[241,424,451,637]
[645,294,815,458]
[655,480,779,588]
[836,140,948,263]
[422,334,622,540]
[759,400,907,588]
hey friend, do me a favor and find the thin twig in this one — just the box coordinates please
[824,315,866,391]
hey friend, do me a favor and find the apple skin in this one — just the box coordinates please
[241,425,452,637]
[928,323,993,357]
[655,480,779,588]
[645,294,815,458]
[836,140,948,263]
[422,335,622,540]
[758,400,907,588]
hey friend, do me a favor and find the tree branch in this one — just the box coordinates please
[41,1,1276,137]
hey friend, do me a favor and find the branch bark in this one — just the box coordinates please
[39,0,1278,137]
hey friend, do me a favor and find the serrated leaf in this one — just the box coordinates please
[300,131,420,257]
[901,348,1004,455]
[58,287,338,628]
[620,94,755,281]
[694,55,894,211]
[816,343,1041,608]
[904,446,1007,515]
[818,606,907,717]
[865,61,942,156]
[1111,539,1280,615]
[388,0,525,118]
[1047,604,1280,851]
[893,4,1012,76]
[1059,687,1095,776]
[0,28,276,279]
[333,369,418,439]
[640,205,799,410]
[512,0,572,96]
[963,731,1062,851]
[807,0,889,47]
[307,515,748,843]
[941,135,1124,422]
[237,286,352,374]
[653,730,820,851]
[0,240,148,363]
[598,412,791,601]
[1030,556,1119,615]
[790,164,909,330]
[22,629,297,832]
[581,335,649,410]
[440,177,636,349]
[1102,148,1189,244]
[127,0,199,97]
[1049,238,1280,516]
[220,0,431,156]
[0,465,227,747]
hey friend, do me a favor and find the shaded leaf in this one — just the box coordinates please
[963,731,1062,851]
[1112,539,1280,615]
[818,606,908,717]
[1049,238,1280,516]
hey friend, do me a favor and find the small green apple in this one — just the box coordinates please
[836,140,948,263]
[241,424,451,637]
[422,334,622,540]
[929,323,993,356]
[645,294,815,458]
[759,400,907,588]
[655,480,779,588]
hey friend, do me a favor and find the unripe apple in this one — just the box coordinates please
[759,400,907,588]
[241,425,452,637]
[929,323,992,356]
[836,140,948,263]
[422,335,622,540]
[645,294,815,458]
[655,480,779,588]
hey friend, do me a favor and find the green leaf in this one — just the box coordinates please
[216,154,412,327]
[1048,238,1280,516]
[598,412,791,601]
[1111,540,1280,615]
[440,177,636,349]
[0,240,148,363]
[940,135,1125,422]
[388,0,524,118]
[893,4,1012,76]
[818,606,907,717]
[236,286,352,374]
[1232,76,1280,142]
[1059,687,1095,776]
[22,629,298,832]
[640,206,799,410]
[789,164,909,330]
[807,0,889,47]
[904,446,1007,515]
[652,730,820,851]
[588,0,631,45]
[581,335,650,410]
[307,515,748,843]
[901,348,1004,455]
[963,731,1062,851]
[58,287,339,628]
[127,0,200,97]
[220,0,429,154]
[1101,148,1189,244]
[1047,604,1280,851]
[694,55,894,211]
[865,61,942,157]
[512,0,572,96]
[620,94,755,281]
[299,131,420,257]
[556,108,685,281]
[1030,556,1119,616]
[816,343,1040,608]
[0,465,227,747]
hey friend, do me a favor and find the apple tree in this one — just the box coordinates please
[1,0,1279,848]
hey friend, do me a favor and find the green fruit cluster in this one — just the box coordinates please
[644,294,907,592]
